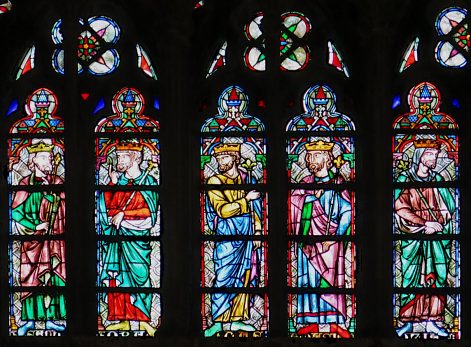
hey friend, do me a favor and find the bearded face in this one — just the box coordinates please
[116,151,136,173]
[216,154,236,173]
[420,148,439,170]
[32,152,53,175]
[306,151,330,174]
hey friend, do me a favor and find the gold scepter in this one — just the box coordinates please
[241,158,260,293]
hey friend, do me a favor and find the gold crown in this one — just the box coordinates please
[305,140,334,151]
[213,143,241,155]
[116,141,143,151]
[27,141,54,154]
[414,139,440,149]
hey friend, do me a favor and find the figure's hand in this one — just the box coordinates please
[321,241,335,252]
[108,164,119,185]
[253,240,262,250]
[8,156,19,171]
[111,212,125,229]
[314,189,324,199]
[424,221,443,234]
[36,222,50,232]
[246,190,261,201]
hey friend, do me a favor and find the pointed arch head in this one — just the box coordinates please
[303,85,337,113]
[201,85,264,132]
[393,82,458,130]
[95,87,159,133]
[112,87,145,117]
[287,85,354,131]
[10,88,63,134]
[217,85,249,115]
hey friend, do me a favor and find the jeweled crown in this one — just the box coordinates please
[304,140,334,151]
[27,141,54,153]
[414,139,440,149]
[116,141,143,151]
[213,143,241,154]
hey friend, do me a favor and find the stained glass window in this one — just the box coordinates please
[327,41,350,78]
[136,44,157,80]
[194,0,204,10]
[0,0,12,14]
[8,88,67,336]
[392,82,460,339]
[213,11,316,75]
[95,87,161,337]
[5,98,19,117]
[434,7,469,68]
[201,86,268,338]
[207,41,227,77]
[287,85,356,338]
[399,37,419,73]
[16,45,35,80]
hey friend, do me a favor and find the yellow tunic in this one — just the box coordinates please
[206,174,261,231]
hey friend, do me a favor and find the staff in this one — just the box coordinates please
[119,160,157,213]
[46,153,62,235]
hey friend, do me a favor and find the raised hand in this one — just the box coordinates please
[108,163,119,185]
[246,190,261,201]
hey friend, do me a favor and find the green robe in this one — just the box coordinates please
[98,171,158,319]
[11,174,66,321]
[395,171,455,320]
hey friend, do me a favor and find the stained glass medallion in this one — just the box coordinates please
[280,12,311,71]
[51,16,121,75]
[95,88,161,337]
[8,89,67,336]
[287,85,356,338]
[201,86,268,337]
[51,19,65,74]
[435,7,469,68]
[244,12,266,71]
[392,82,460,339]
